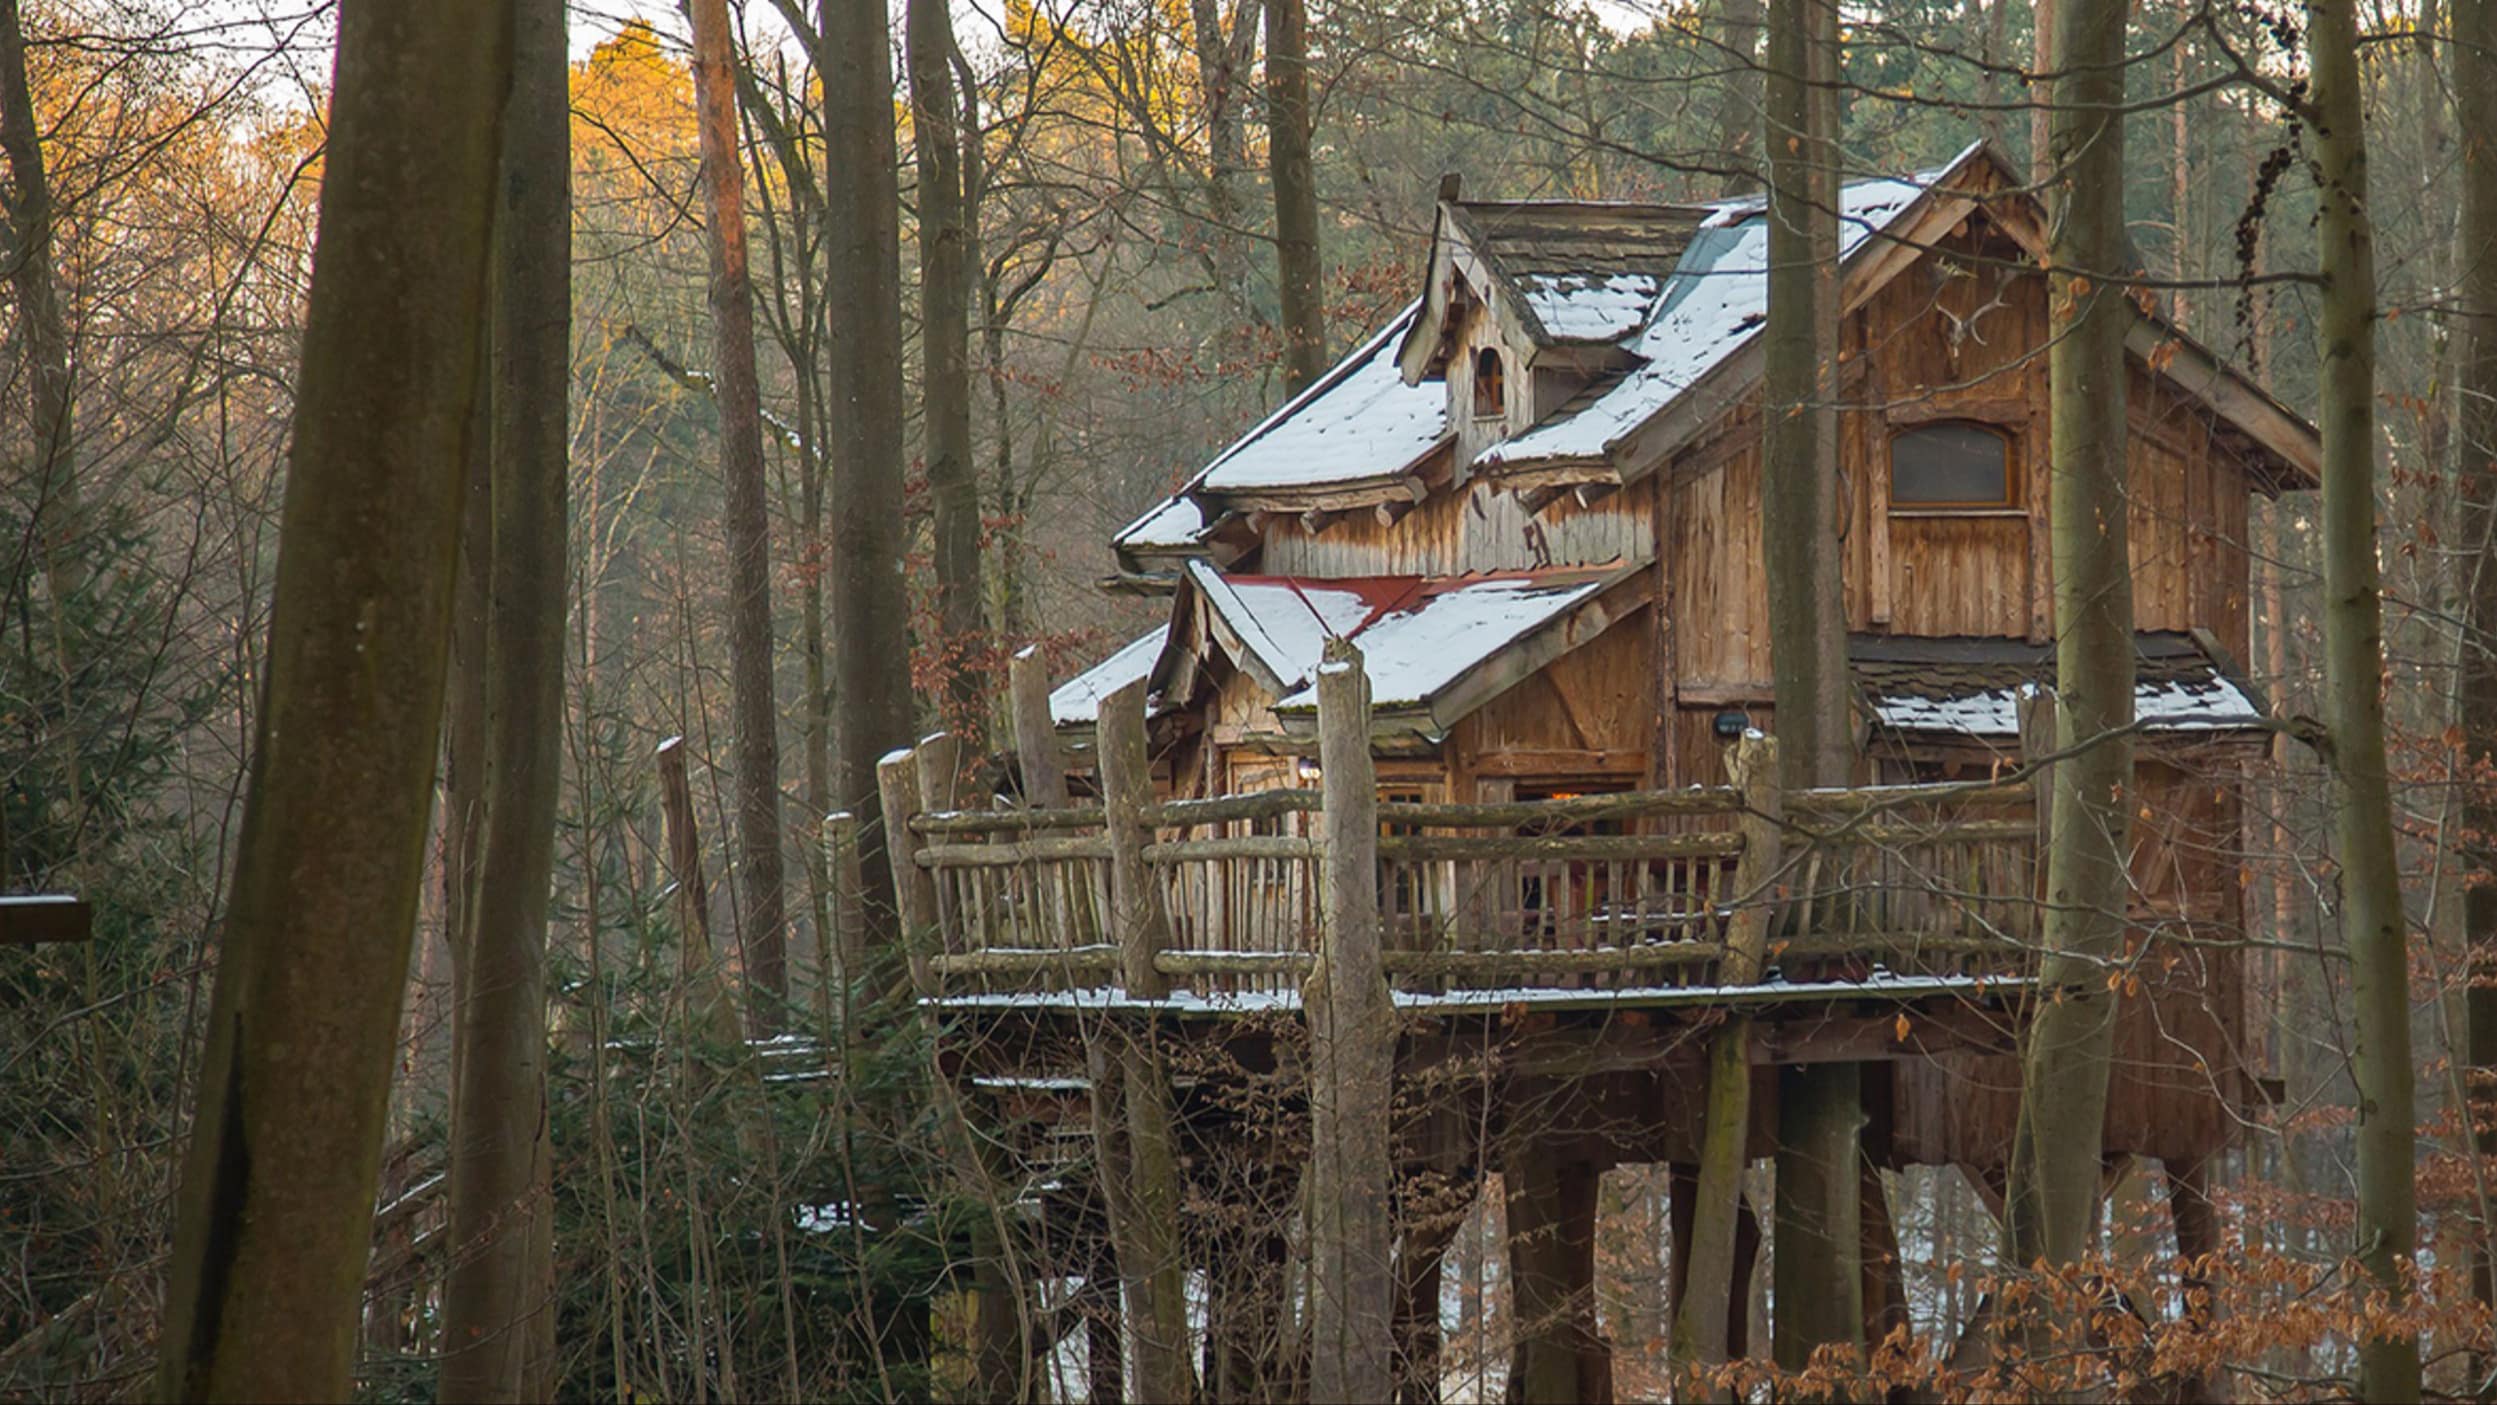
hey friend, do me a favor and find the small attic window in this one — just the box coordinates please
[1472,347,1506,418]
[1890,420,2014,510]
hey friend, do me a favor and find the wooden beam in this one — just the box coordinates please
[1470,748,1649,778]
[0,895,90,946]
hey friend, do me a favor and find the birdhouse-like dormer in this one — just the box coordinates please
[1398,178,1714,477]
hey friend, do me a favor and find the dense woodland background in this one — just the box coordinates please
[4,0,2495,1398]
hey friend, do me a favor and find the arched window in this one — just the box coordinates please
[1472,346,1506,418]
[1889,420,2014,509]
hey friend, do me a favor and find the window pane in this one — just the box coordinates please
[1890,422,2009,506]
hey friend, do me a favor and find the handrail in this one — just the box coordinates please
[912,805,1105,835]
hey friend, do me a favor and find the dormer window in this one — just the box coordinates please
[1473,347,1506,418]
[1890,420,2014,510]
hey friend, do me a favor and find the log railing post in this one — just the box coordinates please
[1090,677,1193,1401]
[874,746,937,999]
[1010,644,1069,810]
[1096,678,1172,997]
[1720,731,1785,982]
[1307,639,1396,1403]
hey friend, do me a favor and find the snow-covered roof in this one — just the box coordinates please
[1477,162,1946,472]
[1047,624,1169,728]
[1854,632,2268,740]
[1110,303,1449,558]
[1182,560,1633,734]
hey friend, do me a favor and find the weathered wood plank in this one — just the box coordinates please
[0,895,91,946]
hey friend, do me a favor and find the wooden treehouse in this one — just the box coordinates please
[874,142,2315,1401]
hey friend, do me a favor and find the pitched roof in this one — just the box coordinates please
[1853,632,2268,740]
[1111,139,2319,574]
[1110,304,1448,558]
[1445,200,1715,346]
[1476,168,1935,472]
[1172,559,1648,741]
[1046,624,1170,727]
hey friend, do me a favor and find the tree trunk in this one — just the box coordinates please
[689,0,790,1024]
[2455,0,2497,1345]
[2003,0,2134,1283]
[2309,1,2422,1396]
[821,0,918,943]
[1763,0,1863,1369]
[1265,0,1327,393]
[1711,0,1767,195]
[441,0,568,1394]
[0,0,77,595]
[2029,0,2058,185]
[907,0,986,742]
[154,3,511,1394]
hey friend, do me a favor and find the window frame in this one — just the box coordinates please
[1885,418,2019,514]
[1472,346,1507,420]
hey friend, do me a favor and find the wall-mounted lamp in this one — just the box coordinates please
[1296,757,1322,782]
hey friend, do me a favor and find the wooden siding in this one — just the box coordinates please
[1261,475,1653,577]
[1458,606,1655,767]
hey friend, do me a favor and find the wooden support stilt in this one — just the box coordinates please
[1860,1160,1911,1364]
[1774,1060,1865,1377]
[1009,645,1069,810]
[1077,1253,1124,1405]
[1395,1210,1462,1405]
[1670,1162,1762,1375]
[1095,678,1194,1403]
[2165,1154,2220,1405]
[873,746,937,999]
[1305,639,1397,1404]
[1506,1149,1615,1404]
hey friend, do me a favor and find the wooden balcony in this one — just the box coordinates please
[876,664,2045,1022]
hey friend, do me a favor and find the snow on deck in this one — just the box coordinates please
[1048,624,1170,727]
[1188,564,1615,713]
[929,970,2022,1016]
[1480,151,1971,472]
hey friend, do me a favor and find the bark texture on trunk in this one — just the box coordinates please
[2004,0,2134,1280]
[441,0,569,1394]
[1265,0,1327,393]
[0,0,76,591]
[155,4,512,1395]
[2454,0,2497,1193]
[907,0,986,740]
[689,0,790,1023]
[1711,0,1767,195]
[2309,2,2422,1397]
[1762,0,1863,1366]
[822,0,918,944]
